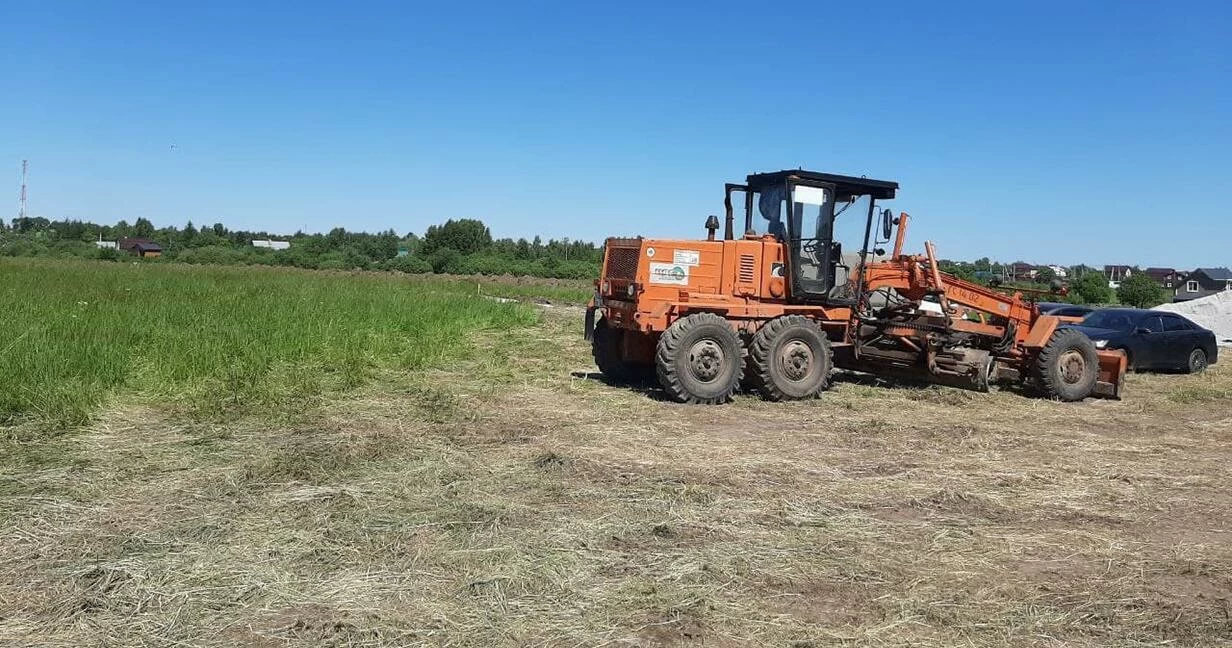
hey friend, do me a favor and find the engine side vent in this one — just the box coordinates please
[605,247,640,281]
[739,254,756,284]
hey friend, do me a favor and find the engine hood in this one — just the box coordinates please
[1065,325,1128,340]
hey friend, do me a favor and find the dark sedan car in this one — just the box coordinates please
[1038,302,1095,318]
[1068,308,1218,373]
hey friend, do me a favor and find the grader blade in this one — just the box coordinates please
[1092,349,1128,399]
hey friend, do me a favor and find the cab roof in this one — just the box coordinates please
[746,170,898,200]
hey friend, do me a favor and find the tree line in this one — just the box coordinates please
[0,216,603,280]
[938,258,1167,308]
[0,216,1171,306]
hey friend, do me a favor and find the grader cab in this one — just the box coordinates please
[585,169,1126,404]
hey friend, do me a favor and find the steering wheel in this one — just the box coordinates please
[801,240,824,266]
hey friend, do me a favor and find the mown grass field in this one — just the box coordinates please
[0,258,540,426]
[2,259,1230,646]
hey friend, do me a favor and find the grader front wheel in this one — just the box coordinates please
[655,313,744,404]
[1033,328,1099,401]
[748,315,833,401]
[592,319,639,384]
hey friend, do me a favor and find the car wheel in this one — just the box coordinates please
[1187,348,1209,374]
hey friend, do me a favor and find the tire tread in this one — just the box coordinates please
[592,320,632,383]
[1033,328,1098,401]
[655,313,742,404]
[748,315,833,401]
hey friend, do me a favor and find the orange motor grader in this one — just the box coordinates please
[584,169,1126,403]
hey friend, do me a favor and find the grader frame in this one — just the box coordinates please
[585,170,1125,404]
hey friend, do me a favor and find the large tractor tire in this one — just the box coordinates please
[1033,328,1099,401]
[748,315,833,401]
[655,313,744,404]
[592,319,639,384]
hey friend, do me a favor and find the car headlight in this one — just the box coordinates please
[627,284,636,297]
[1093,339,1109,349]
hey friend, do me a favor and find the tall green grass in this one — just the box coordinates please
[0,258,539,426]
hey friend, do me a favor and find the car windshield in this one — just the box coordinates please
[1081,310,1136,331]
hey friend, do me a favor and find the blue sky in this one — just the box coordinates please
[5,0,1230,267]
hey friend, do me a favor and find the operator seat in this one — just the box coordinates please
[828,250,888,303]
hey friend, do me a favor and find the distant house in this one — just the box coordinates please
[118,237,162,257]
[973,270,1009,285]
[252,239,291,250]
[1009,262,1037,281]
[1144,267,1183,291]
[1045,264,1068,279]
[1175,267,1232,302]
[1104,265,1133,288]
[94,240,118,250]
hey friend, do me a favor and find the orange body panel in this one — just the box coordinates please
[597,236,849,336]
[1023,316,1060,349]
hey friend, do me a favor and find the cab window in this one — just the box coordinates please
[790,185,834,294]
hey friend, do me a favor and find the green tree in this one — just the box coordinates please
[1071,271,1112,304]
[381,254,432,274]
[1116,273,1166,308]
[1035,266,1057,284]
[134,218,155,237]
[181,220,197,247]
[1070,264,1097,279]
[939,260,975,281]
[515,238,532,260]
[428,247,467,274]
[14,216,51,232]
[50,219,88,241]
[422,219,492,255]
[112,220,133,239]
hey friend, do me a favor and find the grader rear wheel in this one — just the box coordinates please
[655,313,744,404]
[748,315,833,401]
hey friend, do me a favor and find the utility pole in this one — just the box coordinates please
[18,160,28,223]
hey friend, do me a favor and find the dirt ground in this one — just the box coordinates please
[2,307,1231,646]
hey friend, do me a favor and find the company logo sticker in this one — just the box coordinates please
[648,262,689,285]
